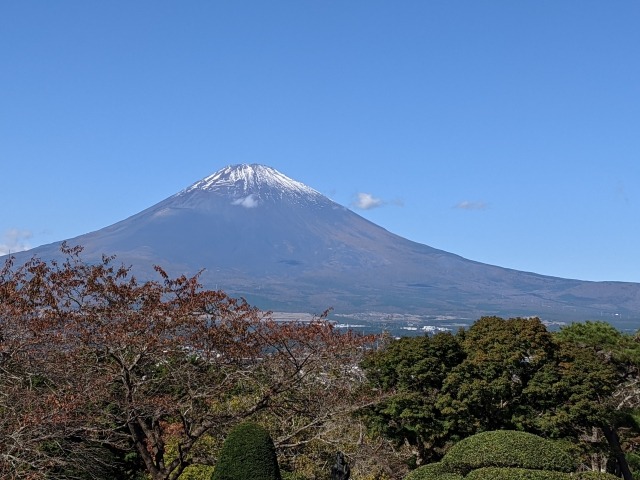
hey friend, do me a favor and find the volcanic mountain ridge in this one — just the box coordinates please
[6,164,640,331]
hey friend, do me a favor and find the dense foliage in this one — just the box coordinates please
[571,473,622,480]
[361,317,640,479]
[359,332,464,463]
[463,467,569,480]
[211,422,281,480]
[403,462,462,480]
[464,468,622,480]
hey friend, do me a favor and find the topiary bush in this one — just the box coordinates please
[211,422,282,480]
[570,473,621,480]
[404,473,462,480]
[464,467,569,480]
[403,462,462,480]
[462,467,621,480]
[440,430,576,474]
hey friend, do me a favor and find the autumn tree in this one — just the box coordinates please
[0,245,375,480]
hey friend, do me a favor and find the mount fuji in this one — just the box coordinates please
[6,164,640,330]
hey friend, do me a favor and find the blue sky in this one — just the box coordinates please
[2,1,639,282]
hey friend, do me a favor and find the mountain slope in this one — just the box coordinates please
[6,164,640,328]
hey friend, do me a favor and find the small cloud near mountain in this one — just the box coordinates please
[351,192,404,210]
[454,200,488,210]
[0,229,33,255]
[232,195,259,208]
[352,193,383,210]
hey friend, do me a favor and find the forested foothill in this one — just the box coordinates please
[1,246,639,479]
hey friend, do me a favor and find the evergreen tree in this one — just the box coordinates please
[211,422,282,480]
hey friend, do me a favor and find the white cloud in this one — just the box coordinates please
[454,201,488,210]
[351,192,384,210]
[231,194,259,208]
[0,229,33,255]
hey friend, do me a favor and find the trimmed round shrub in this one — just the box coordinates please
[441,430,576,474]
[404,471,462,480]
[211,422,282,480]
[404,462,462,480]
[465,467,569,480]
[571,473,621,480]
[465,469,621,480]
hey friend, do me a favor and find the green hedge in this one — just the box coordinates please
[465,467,569,480]
[441,430,576,474]
[403,462,462,480]
[466,469,626,480]
[404,467,620,480]
[570,473,620,480]
[211,422,281,480]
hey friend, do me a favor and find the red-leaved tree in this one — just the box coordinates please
[0,244,375,480]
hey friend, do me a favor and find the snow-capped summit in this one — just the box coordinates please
[179,164,325,206]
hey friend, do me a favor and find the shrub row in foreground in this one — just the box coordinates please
[465,470,621,480]
[406,465,620,480]
[441,430,576,474]
[403,462,462,480]
[403,430,621,480]
[464,467,570,480]
[571,473,621,480]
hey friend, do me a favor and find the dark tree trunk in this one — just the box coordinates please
[602,424,634,480]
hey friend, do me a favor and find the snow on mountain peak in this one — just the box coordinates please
[180,164,324,204]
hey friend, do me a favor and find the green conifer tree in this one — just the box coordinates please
[211,422,282,480]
